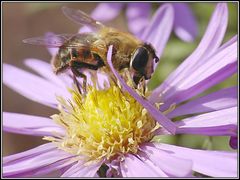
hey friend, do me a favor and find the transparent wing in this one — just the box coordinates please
[62,6,104,30]
[22,34,79,47]
[22,33,107,54]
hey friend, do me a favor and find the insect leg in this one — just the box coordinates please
[72,72,82,94]
[54,64,69,75]
[133,73,144,87]
[70,60,100,93]
[70,66,87,94]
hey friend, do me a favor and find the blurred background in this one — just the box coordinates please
[2,1,238,172]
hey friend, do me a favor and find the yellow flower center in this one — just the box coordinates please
[45,84,157,162]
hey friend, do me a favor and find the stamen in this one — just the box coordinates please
[163,103,176,115]
[45,82,158,162]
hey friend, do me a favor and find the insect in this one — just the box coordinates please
[23,7,159,91]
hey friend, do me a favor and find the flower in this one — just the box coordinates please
[3,62,237,177]
[86,2,198,42]
[3,2,237,178]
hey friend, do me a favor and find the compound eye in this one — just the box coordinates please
[131,47,149,72]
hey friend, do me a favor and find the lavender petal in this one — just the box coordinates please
[3,143,56,165]
[96,71,110,90]
[61,160,102,177]
[167,86,237,118]
[44,32,59,56]
[175,107,237,136]
[78,26,92,33]
[155,143,237,177]
[24,58,72,88]
[149,3,229,104]
[172,3,198,42]
[141,4,174,69]
[3,63,70,108]
[140,143,193,177]
[91,3,124,21]
[120,153,165,177]
[126,3,151,37]
[159,35,237,110]
[3,143,74,177]
[3,112,65,137]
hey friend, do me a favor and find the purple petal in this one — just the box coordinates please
[155,143,237,177]
[141,3,174,69]
[140,143,193,177]
[162,55,237,110]
[177,124,237,137]
[175,107,237,136]
[3,143,74,177]
[172,3,198,42]
[152,34,237,110]
[168,86,237,118]
[175,39,236,88]
[107,46,177,134]
[24,58,72,88]
[44,32,59,56]
[3,63,70,108]
[168,3,228,82]
[149,3,229,104]
[91,3,124,22]
[59,162,77,175]
[3,112,65,137]
[61,160,102,177]
[96,71,110,90]
[3,143,55,165]
[120,153,165,177]
[78,26,93,33]
[126,3,151,37]
[230,136,238,149]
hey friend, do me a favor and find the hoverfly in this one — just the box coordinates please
[23,7,159,90]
